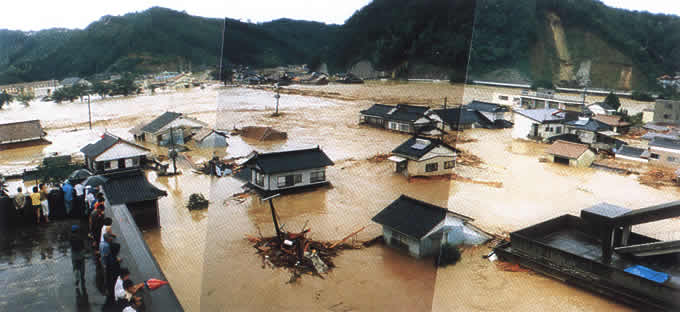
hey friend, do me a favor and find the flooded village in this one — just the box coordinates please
[1,73,679,311]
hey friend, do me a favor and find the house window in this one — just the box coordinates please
[650,153,660,160]
[668,156,678,163]
[499,95,509,101]
[664,114,671,119]
[399,123,410,132]
[666,103,673,109]
[425,163,438,172]
[555,126,562,134]
[388,122,398,130]
[255,171,265,186]
[310,170,326,183]
[277,174,303,187]
[547,127,553,132]
[444,160,455,169]
[103,162,111,169]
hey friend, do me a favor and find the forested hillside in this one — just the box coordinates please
[1,1,680,91]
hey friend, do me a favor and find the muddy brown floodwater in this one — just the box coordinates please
[0,83,673,312]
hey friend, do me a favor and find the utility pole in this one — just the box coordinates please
[274,83,280,115]
[87,94,92,129]
[169,127,177,175]
[263,194,282,240]
[218,18,226,83]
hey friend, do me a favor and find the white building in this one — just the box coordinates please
[389,136,458,177]
[512,108,568,142]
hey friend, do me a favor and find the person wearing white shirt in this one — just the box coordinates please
[122,296,142,312]
[100,217,115,243]
[114,268,131,302]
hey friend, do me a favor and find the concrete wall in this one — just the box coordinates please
[653,100,680,123]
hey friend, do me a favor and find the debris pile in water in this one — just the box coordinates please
[187,193,209,210]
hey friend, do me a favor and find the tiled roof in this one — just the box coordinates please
[514,108,565,123]
[140,112,182,134]
[432,108,479,126]
[592,115,631,127]
[465,100,509,113]
[102,170,167,205]
[565,118,611,132]
[243,147,334,174]
[392,136,457,160]
[616,145,647,158]
[80,133,149,158]
[649,137,680,150]
[0,120,45,144]
[360,104,430,122]
[372,195,472,239]
[545,140,590,159]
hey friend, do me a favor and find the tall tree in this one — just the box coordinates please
[604,91,621,110]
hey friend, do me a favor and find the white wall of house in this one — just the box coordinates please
[512,113,536,140]
[616,154,649,163]
[512,114,564,141]
[493,93,520,107]
[567,128,597,144]
[94,142,149,162]
[94,156,141,172]
[648,146,680,168]
[251,167,328,191]
[406,156,456,177]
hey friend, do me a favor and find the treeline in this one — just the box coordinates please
[0,7,337,85]
[1,2,680,90]
[469,0,680,90]
[328,0,475,78]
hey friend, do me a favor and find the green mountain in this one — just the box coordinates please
[469,0,680,91]
[0,7,338,84]
[1,1,680,91]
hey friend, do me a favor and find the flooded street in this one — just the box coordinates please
[0,83,675,311]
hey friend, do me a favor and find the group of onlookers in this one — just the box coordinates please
[86,194,146,311]
[11,180,89,224]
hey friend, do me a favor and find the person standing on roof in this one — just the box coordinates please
[62,180,74,217]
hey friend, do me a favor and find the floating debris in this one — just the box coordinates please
[187,193,209,210]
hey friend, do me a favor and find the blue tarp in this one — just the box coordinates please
[624,265,669,283]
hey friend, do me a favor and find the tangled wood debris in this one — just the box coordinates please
[368,153,390,163]
[639,169,678,188]
[456,152,484,167]
[187,193,209,210]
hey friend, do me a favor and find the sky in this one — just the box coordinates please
[0,0,678,32]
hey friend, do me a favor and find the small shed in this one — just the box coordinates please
[545,140,596,167]
[372,195,490,258]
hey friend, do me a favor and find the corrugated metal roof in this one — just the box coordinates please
[140,112,182,134]
[392,136,457,160]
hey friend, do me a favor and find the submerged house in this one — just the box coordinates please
[80,133,151,174]
[592,115,631,134]
[432,107,483,130]
[194,128,229,148]
[372,195,490,258]
[131,111,207,146]
[565,116,624,151]
[243,147,334,193]
[648,136,680,168]
[545,140,596,167]
[102,170,167,229]
[359,104,435,134]
[389,136,457,177]
[0,120,50,150]
[512,108,569,142]
[615,145,649,163]
[494,201,680,311]
[464,100,512,128]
